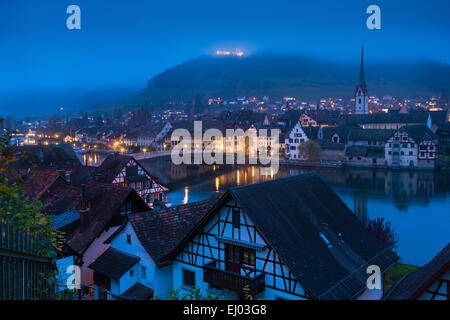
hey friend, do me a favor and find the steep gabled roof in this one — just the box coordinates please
[12,144,81,171]
[94,154,133,183]
[348,127,396,142]
[67,182,150,254]
[384,243,450,300]
[399,125,437,143]
[69,165,96,186]
[323,125,352,143]
[304,110,343,126]
[21,170,63,200]
[170,173,398,299]
[88,247,140,279]
[37,178,150,254]
[301,126,320,140]
[38,177,80,216]
[89,154,168,192]
[129,199,215,266]
[279,110,303,129]
[348,112,438,125]
[228,173,397,299]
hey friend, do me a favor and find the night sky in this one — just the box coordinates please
[0,0,449,96]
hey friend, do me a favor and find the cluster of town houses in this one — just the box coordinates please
[113,107,448,170]
[6,47,449,300]
[11,142,449,300]
[284,111,446,169]
[66,47,448,170]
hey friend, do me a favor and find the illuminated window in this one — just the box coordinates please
[242,248,256,267]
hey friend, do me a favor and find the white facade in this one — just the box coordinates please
[384,131,436,169]
[385,131,418,168]
[111,158,169,206]
[81,226,119,287]
[172,199,310,300]
[355,87,369,115]
[108,223,172,299]
[284,123,309,160]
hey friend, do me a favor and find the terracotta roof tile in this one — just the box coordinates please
[128,199,215,265]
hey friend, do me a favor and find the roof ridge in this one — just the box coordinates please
[229,171,319,192]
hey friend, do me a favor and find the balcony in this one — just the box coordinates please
[203,261,265,296]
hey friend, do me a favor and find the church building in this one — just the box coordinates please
[355,46,369,115]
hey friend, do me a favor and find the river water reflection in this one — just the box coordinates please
[141,158,449,266]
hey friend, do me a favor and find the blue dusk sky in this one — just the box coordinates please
[0,0,449,97]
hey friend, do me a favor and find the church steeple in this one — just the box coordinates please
[354,43,369,114]
[358,44,368,95]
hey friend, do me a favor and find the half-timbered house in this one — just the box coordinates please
[168,173,398,300]
[22,173,152,292]
[284,122,310,159]
[385,125,438,169]
[89,200,215,299]
[91,154,169,207]
[384,243,449,300]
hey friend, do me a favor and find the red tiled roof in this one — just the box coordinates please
[21,170,63,200]
[94,154,133,183]
[128,199,215,266]
[25,174,150,254]
[38,177,80,216]
[67,181,150,254]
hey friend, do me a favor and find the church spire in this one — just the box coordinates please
[359,43,368,94]
[354,43,369,115]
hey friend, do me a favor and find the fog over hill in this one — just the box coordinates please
[2,53,449,118]
[131,53,450,106]
[0,85,140,118]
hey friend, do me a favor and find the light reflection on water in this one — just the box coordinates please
[145,158,450,266]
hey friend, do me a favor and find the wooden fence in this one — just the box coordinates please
[0,219,55,300]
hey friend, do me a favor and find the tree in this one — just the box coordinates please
[0,119,64,251]
[367,217,399,251]
[298,140,321,162]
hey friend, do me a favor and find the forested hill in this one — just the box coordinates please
[132,54,450,105]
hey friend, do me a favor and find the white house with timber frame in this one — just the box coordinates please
[92,154,169,207]
[168,173,398,300]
